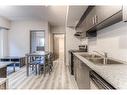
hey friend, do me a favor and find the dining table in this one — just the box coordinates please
[26,51,50,76]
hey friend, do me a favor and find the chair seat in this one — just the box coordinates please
[38,60,45,65]
[35,57,45,61]
[30,60,40,64]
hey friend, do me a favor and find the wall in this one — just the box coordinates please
[59,35,64,54]
[0,29,9,57]
[0,16,11,29]
[51,26,65,34]
[48,23,53,52]
[88,22,127,62]
[8,20,49,56]
[49,31,53,52]
[0,16,11,57]
[66,27,83,65]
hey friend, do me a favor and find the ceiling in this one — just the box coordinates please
[0,6,67,26]
[0,6,88,27]
[67,6,88,27]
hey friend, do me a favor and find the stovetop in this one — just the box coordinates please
[69,49,87,53]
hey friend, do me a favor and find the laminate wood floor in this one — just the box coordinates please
[7,59,78,89]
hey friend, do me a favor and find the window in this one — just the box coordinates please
[30,30,45,53]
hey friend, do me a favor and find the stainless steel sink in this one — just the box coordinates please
[81,54,102,59]
[88,58,104,64]
[80,54,123,65]
[88,58,123,65]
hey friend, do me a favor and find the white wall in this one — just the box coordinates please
[0,29,9,57]
[59,35,64,55]
[8,20,49,56]
[51,26,65,34]
[50,32,53,52]
[0,16,10,57]
[66,27,83,65]
[0,16,11,29]
[88,22,127,62]
[48,23,53,52]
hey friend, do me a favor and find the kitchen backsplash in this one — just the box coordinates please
[81,38,88,45]
[88,22,127,63]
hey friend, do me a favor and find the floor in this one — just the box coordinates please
[7,58,78,89]
[7,67,20,75]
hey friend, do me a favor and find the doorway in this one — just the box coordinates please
[53,34,65,61]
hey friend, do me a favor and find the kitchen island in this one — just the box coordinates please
[73,52,127,89]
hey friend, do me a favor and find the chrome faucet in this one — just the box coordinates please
[93,51,108,64]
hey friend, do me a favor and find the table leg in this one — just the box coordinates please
[44,64,46,77]
[27,64,29,76]
[35,64,38,75]
[13,63,16,72]
[26,57,29,76]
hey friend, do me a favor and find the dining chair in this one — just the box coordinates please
[26,55,38,76]
[38,52,54,76]
[26,52,55,76]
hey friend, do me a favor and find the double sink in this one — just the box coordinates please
[80,54,123,65]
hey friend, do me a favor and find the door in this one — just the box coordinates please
[85,8,96,31]
[79,8,96,32]
[95,6,122,24]
[74,56,79,81]
[78,60,90,89]
[30,30,45,53]
[53,34,65,60]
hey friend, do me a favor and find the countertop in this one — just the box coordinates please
[74,52,127,89]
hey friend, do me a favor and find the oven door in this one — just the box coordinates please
[90,71,115,89]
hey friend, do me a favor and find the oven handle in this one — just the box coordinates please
[90,71,116,89]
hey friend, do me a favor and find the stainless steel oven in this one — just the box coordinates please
[90,70,116,89]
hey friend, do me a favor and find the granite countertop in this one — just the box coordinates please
[74,52,127,89]
[0,78,7,85]
[0,62,12,69]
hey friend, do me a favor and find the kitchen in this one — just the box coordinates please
[67,6,127,89]
[0,4,127,92]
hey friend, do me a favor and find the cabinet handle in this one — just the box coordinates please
[95,15,98,24]
[92,17,95,25]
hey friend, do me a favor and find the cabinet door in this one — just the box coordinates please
[75,59,80,85]
[78,8,96,32]
[95,6,122,24]
[74,56,79,81]
[123,6,127,22]
[85,8,96,30]
[78,61,90,89]
[76,16,87,32]
[90,79,99,89]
